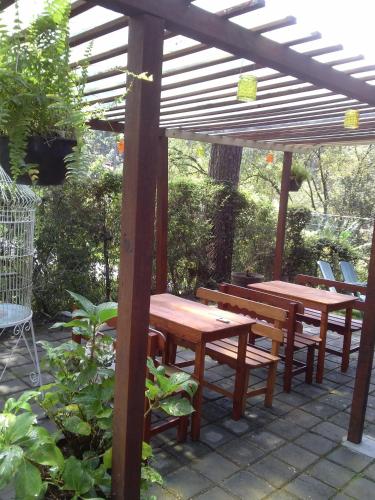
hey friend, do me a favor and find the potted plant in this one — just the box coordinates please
[0,0,90,185]
[0,291,197,499]
[289,163,309,191]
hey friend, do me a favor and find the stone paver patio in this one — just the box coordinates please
[1,324,374,499]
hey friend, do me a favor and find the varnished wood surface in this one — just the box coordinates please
[150,293,254,343]
[250,281,357,311]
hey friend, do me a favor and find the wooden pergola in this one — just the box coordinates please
[4,1,375,497]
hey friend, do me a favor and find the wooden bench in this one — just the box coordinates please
[196,287,284,415]
[295,274,365,364]
[218,283,320,392]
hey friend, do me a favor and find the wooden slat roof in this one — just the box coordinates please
[3,0,375,151]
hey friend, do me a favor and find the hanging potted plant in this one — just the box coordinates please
[0,0,90,185]
[289,163,309,191]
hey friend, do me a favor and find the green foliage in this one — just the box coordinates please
[0,0,91,180]
[0,292,197,498]
[33,166,122,316]
[290,161,310,184]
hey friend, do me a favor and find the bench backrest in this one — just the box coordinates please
[295,274,365,312]
[196,287,284,354]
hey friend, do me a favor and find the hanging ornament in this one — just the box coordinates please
[117,139,125,155]
[266,152,274,164]
[344,109,359,129]
[237,74,257,102]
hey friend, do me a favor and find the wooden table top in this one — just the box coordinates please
[150,293,255,343]
[249,281,358,312]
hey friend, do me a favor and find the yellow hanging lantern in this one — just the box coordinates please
[117,139,125,154]
[344,109,359,129]
[237,74,257,102]
[266,152,274,164]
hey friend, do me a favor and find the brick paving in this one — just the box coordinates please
[1,324,375,499]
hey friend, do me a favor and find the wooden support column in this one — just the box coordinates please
[347,220,375,443]
[273,151,293,280]
[112,14,164,500]
[155,135,169,293]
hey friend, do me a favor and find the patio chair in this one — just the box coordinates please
[218,283,320,392]
[317,260,337,292]
[340,261,366,302]
[196,287,284,416]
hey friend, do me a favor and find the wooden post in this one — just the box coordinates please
[347,219,375,443]
[273,151,293,280]
[111,14,164,499]
[155,135,169,293]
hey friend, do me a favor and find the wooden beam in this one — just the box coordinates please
[71,0,93,17]
[88,119,124,133]
[111,13,164,500]
[347,220,375,443]
[85,0,375,105]
[156,135,169,293]
[164,129,309,152]
[0,0,15,9]
[274,152,293,280]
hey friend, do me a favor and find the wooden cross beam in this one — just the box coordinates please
[85,0,375,106]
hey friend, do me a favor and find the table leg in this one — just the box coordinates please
[316,310,328,383]
[232,331,248,420]
[191,342,206,441]
[341,307,353,373]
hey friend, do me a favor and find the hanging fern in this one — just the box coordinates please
[0,0,91,180]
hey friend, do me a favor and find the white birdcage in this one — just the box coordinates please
[0,166,41,385]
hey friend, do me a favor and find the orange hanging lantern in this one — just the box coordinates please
[344,110,359,129]
[117,139,125,154]
[266,152,274,164]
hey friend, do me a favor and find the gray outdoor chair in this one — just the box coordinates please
[317,260,337,292]
[340,261,366,301]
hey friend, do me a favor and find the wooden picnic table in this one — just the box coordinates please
[248,281,358,383]
[150,293,255,440]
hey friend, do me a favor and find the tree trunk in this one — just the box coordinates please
[208,143,243,283]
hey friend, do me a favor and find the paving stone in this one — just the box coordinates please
[364,462,375,481]
[265,418,305,440]
[267,489,299,500]
[199,424,234,448]
[329,411,351,429]
[248,430,285,451]
[331,493,354,500]
[195,486,236,500]
[0,378,29,396]
[327,446,373,472]
[153,449,184,475]
[148,485,176,499]
[294,384,328,400]
[285,473,336,499]
[303,400,340,419]
[191,452,239,482]
[275,391,311,407]
[294,431,337,456]
[319,393,352,411]
[273,443,319,470]
[217,437,266,467]
[309,458,354,488]
[223,470,274,499]
[202,402,231,422]
[165,466,212,499]
[250,454,298,488]
[311,421,346,442]
[324,371,353,385]
[243,406,276,428]
[343,477,375,498]
[222,417,252,435]
[285,409,321,429]
[168,440,211,462]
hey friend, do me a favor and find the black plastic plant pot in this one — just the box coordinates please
[289,178,302,192]
[0,135,76,186]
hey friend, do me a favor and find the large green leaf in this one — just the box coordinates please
[0,445,23,488]
[67,291,96,317]
[7,413,35,444]
[96,302,118,324]
[103,447,112,470]
[26,442,64,469]
[63,416,91,436]
[15,459,43,500]
[62,456,94,495]
[160,397,195,416]
[51,319,89,330]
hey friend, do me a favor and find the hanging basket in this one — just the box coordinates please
[289,178,302,191]
[0,135,76,186]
